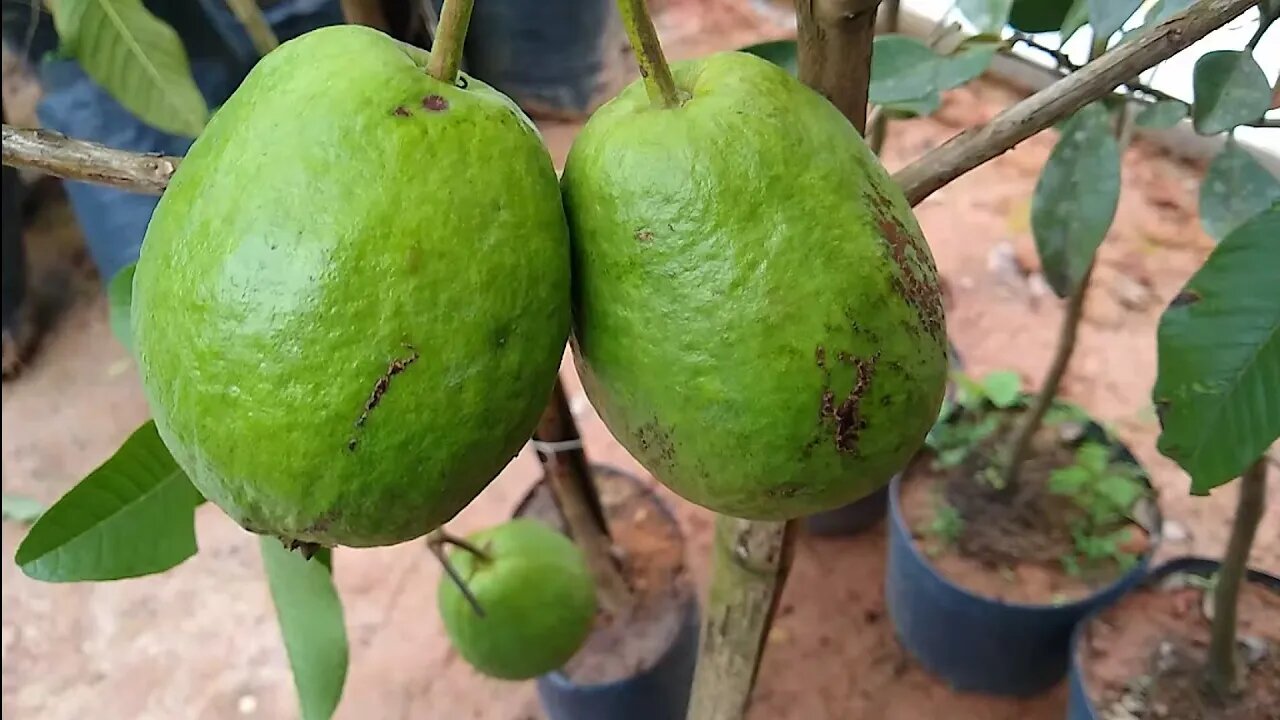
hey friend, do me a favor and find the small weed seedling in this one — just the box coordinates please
[1048,442,1148,576]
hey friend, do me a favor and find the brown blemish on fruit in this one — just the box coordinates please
[392,106,411,117]
[422,95,449,112]
[635,230,654,243]
[815,345,827,370]
[864,188,945,341]
[348,345,420,450]
[765,481,804,499]
[818,352,879,455]
[636,419,676,469]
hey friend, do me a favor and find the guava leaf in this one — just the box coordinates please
[740,40,797,75]
[1135,100,1188,129]
[108,262,135,353]
[1059,0,1090,40]
[981,370,1023,409]
[50,0,208,137]
[881,92,941,118]
[937,42,1000,90]
[1191,51,1270,135]
[3,495,46,523]
[1153,204,1280,494]
[1088,0,1142,38]
[261,538,348,720]
[957,0,1013,33]
[1199,141,1280,243]
[1144,0,1194,26]
[1031,103,1121,297]
[870,35,942,104]
[15,421,205,581]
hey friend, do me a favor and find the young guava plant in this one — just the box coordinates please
[434,520,598,680]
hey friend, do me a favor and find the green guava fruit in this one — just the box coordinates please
[131,25,571,548]
[561,51,948,520]
[1008,0,1076,33]
[437,519,597,680]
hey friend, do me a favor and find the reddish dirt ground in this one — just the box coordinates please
[3,2,1278,719]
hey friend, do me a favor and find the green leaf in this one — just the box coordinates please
[870,35,942,104]
[3,495,46,523]
[1088,0,1142,37]
[1031,103,1121,297]
[881,92,942,118]
[1049,465,1089,494]
[740,40,797,75]
[261,538,348,720]
[1144,0,1194,27]
[1059,0,1090,39]
[1135,100,1188,129]
[937,43,1000,90]
[1191,51,1270,135]
[50,0,208,137]
[957,0,1014,33]
[15,421,205,582]
[1199,141,1280,243]
[1077,442,1111,474]
[981,370,1022,408]
[108,262,136,353]
[1008,0,1076,33]
[1153,204,1280,493]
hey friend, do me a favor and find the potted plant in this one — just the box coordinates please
[1068,198,1278,716]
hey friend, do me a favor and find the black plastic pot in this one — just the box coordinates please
[1066,556,1280,720]
[514,466,698,720]
[431,0,620,118]
[805,342,963,537]
[885,423,1161,697]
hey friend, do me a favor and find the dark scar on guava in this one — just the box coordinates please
[347,345,420,451]
[817,350,880,455]
[422,95,449,112]
[392,106,411,117]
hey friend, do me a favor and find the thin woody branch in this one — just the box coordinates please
[3,125,178,195]
[893,0,1258,206]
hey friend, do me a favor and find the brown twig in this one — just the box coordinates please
[795,0,882,133]
[426,529,488,617]
[893,0,1259,206]
[2,125,178,194]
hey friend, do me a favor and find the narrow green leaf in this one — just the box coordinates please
[1008,0,1076,33]
[937,43,1000,90]
[108,262,136,353]
[740,40,797,75]
[957,0,1014,33]
[1199,141,1280,244]
[50,0,208,137]
[870,35,942,104]
[1191,51,1270,135]
[1135,99,1188,129]
[3,495,46,523]
[1154,204,1280,494]
[881,92,942,118]
[261,539,348,720]
[1031,104,1121,297]
[15,421,205,582]
[1088,0,1142,37]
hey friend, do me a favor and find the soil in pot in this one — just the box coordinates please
[1080,571,1280,720]
[518,466,694,684]
[901,401,1157,605]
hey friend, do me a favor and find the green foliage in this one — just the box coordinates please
[927,370,1024,468]
[1199,140,1280,244]
[1191,50,1270,135]
[739,40,797,74]
[981,370,1023,409]
[1087,0,1142,38]
[107,262,136,353]
[926,500,965,548]
[1142,0,1195,27]
[1153,204,1280,494]
[957,0,1014,33]
[14,422,205,581]
[261,539,348,720]
[49,0,208,137]
[1135,100,1188,129]
[1058,0,1091,40]
[1049,442,1148,574]
[1031,103,1121,298]
[2,495,46,523]
[1007,0,1076,33]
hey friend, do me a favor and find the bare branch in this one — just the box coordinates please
[894,0,1259,206]
[2,125,178,195]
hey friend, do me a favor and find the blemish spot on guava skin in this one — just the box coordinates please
[423,95,449,112]
[392,106,411,117]
[347,345,421,450]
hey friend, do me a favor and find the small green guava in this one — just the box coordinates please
[561,51,947,520]
[131,26,571,548]
[437,519,597,680]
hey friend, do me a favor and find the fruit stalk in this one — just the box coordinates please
[426,0,475,83]
[687,3,881,719]
[1204,456,1267,700]
[427,529,489,617]
[535,379,634,615]
[615,0,682,108]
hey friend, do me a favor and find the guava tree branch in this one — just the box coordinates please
[1205,456,1267,699]
[2,125,178,194]
[894,0,1259,206]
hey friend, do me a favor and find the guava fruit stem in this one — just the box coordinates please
[616,0,682,109]
[425,0,475,84]
[428,530,487,617]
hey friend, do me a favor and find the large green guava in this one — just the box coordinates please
[437,519,597,680]
[131,25,571,548]
[561,51,948,520]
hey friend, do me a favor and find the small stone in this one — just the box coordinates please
[237,695,258,715]
[1161,519,1190,543]
[1057,421,1087,443]
[1151,701,1170,717]
[1027,273,1051,299]
[1110,272,1154,310]
[1240,635,1269,666]
[987,242,1024,286]
[1155,640,1178,673]
[1120,692,1146,714]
